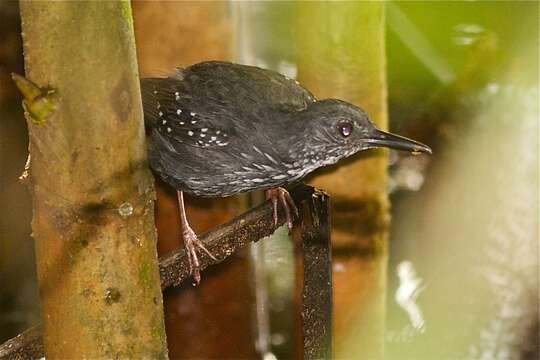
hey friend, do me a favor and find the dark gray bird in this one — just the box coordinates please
[142,61,431,283]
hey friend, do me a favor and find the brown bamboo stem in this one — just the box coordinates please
[132,2,257,359]
[17,1,167,358]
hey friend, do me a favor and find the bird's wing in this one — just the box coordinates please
[142,61,314,153]
[142,77,233,149]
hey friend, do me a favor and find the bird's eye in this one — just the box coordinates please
[338,122,353,137]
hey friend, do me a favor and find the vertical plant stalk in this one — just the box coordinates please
[297,2,389,359]
[300,190,332,360]
[18,2,167,358]
[132,2,257,359]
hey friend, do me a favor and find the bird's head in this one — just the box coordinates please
[295,99,431,167]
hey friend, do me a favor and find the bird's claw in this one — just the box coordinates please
[266,187,298,233]
[182,226,217,285]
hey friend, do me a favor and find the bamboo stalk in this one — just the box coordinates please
[297,2,389,359]
[17,2,167,358]
[131,2,257,358]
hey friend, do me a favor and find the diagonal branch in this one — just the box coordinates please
[0,185,318,360]
[160,195,284,289]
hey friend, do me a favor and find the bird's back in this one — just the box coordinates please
[142,61,315,128]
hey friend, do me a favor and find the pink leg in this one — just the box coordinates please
[266,190,279,226]
[265,187,298,232]
[177,191,216,284]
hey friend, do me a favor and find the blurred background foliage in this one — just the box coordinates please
[0,1,538,359]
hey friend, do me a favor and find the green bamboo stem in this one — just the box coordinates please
[297,2,389,359]
[18,1,167,358]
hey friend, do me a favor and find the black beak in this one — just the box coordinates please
[364,129,432,155]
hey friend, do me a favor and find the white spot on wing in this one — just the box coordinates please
[188,131,194,136]
[261,164,275,171]
[264,153,279,165]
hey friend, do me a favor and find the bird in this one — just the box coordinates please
[141,61,431,283]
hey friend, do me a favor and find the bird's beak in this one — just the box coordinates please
[364,129,432,155]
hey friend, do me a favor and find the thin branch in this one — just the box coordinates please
[0,327,43,360]
[160,194,286,289]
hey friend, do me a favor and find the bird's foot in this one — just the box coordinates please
[265,187,299,232]
[182,224,217,285]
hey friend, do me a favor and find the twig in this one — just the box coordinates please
[160,194,285,289]
[0,326,43,360]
